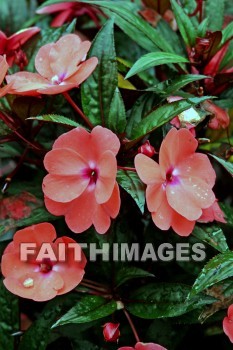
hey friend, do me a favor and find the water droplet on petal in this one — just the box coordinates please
[23,277,34,288]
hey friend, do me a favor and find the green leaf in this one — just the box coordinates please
[189,250,233,297]
[197,18,209,37]
[220,203,233,227]
[221,21,233,45]
[117,170,145,213]
[19,296,77,350]
[210,154,233,176]
[27,115,79,127]
[147,74,208,96]
[131,96,212,139]
[126,283,215,319]
[0,280,19,350]
[115,266,154,288]
[125,52,188,79]
[205,0,225,31]
[0,120,11,136]
[192,225,229,253]
[39,0,173,53]
[170,0,197,47]
[52,296,117,328]
[81,19,117,126]
[106,88,126,133]
[26,20,76,72]
[0,0,37,32]
[126,93,159,138]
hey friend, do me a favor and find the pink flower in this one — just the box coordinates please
[118,342,167,350]
[201,100,230,130]
[103,322,120,342]
[1,222,87,302]
[0,27,40,66]
[223,305,233,343]
[43,126,121,234]
[6,34,98,96]
[0,55,13,97]
[37,2,102,28]
[135,128,217,236]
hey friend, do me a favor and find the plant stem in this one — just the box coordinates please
[2,147,28,193]
[123,309,140,343]
[81,281,110,294]
[117,166,137,172]
[63,92,94,129]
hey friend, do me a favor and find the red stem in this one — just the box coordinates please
[123,309,140,343]
[63,92,94,129]
[118,166,137,172]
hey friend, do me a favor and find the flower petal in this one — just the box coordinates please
[65,190,96,233]
[177,153,216,188]
[44,148,87,175]
[95,151,117,204]
[223,305,233,343]
[0,55,8,84]
[12,222,57,250]
[198,201,226,224]
[35,43,54,79]
[90,126,120,157]
[102,182,121,218]
[44,196,69,216]
[52,127,92,160]
[151,196,173,231]
[37,82,79,95]
[135,154,162,184]
[65,57,98,85]
[7,27,40,51]
[53,237,86,294]
[49,34,88,79]
[93,205,111,234]
[43,174,89,202]
[6,72,48,95]
[159,128,198,175]
[146,184,165,212]
[171,212,195,237]
[166,177,215,221]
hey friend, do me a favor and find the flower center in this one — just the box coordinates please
[39,258,53,273]
[82,164,99,187]
[165,167,179,186]
[51,73,66,85]
[166,168,174,183]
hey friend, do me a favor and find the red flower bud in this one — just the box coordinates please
[14,49,28,70]
[138,141,156,158]
[103,322,120,342]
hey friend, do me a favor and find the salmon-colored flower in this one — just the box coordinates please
[43,126,121,234]
[37,2,102,28]
[1,222,86,302]
[0,27,40,66]
[0,55,13,97]
[118,342,167,350]
[6,34,98,96]
[223,304,233,343]
[135,128,217,236]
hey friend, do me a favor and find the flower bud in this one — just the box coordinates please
[103,322,120,342]
[138,141,156,158]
